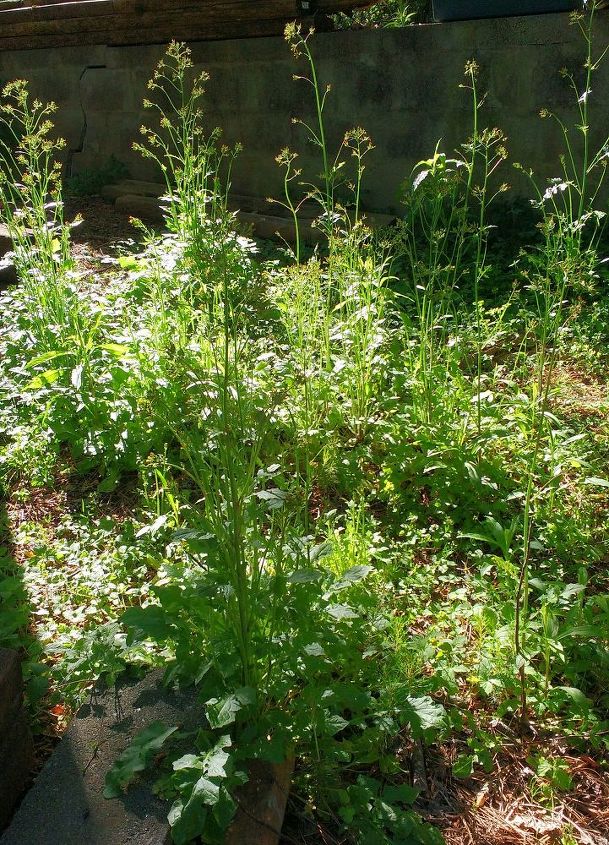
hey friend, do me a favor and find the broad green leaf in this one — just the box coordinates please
[556,686,591,707]
[121,605,172,640]
[403,696,445,734]
[103,722,177,798]
[287,568,323,584]
[452,754,474,779]
[135,514,169,538]
[206,687,256,729]
[324,713,349,734]
[26,368,61,390]
[168,797,208,845]
[255,488,287,510]
[329,565,373,592]
[383,783,420,805]
[204,742,231,778]
[172,754,202,772]
[326,603,357,620]
[192,775,220,805]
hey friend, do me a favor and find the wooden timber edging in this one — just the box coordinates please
[0,0,374,51]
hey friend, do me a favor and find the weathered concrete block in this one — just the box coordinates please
[0,260,17,291]
[0,706,34,831]
[0,649,33,832]
[226,758,294,845]
[0,225,12,258]
[0,671,202,845]
[114,194,165,222]
[0,649,23,733]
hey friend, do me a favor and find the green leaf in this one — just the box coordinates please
[122,605,172,641]
[583,476,609,488]
[104,722,177,798]
[192,775,220,805]
[383,783,420,805]
[402,696,445,734]
[452,754,474,779]
[326,603,357,620]
[556,686,591,707]
[99,343,130,357]
[25,349,70,368]
[71,364,83,390]
[168,797,208,845]
[206,688,256,729]
[329,565,373,592]
[287,568,322,584]
[168,736,233,844]
[255,488,287,510]
[324,713,349,734]
[173,754,202,771]
[26,368,61,390]
[135,514,169,538]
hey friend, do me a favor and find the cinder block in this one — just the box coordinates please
[0,649,23,735]
[0,650,33,832]
[0,706,33,831]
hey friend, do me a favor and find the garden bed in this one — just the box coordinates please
[2,8,609,845]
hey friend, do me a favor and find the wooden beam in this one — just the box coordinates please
[0,0,375,51]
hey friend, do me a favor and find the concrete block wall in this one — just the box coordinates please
[1,13,608,213]
[0,649,33,831]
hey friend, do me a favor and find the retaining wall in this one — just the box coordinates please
[1,12,607,213]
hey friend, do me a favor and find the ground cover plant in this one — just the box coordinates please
[1,5,609,843]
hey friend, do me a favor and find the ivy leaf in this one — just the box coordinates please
[104,722,177,798]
